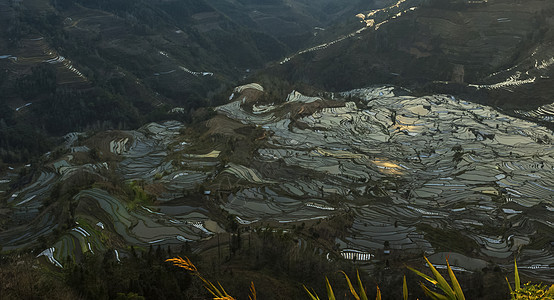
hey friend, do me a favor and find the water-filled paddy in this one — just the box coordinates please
[1,86,552,280]
[214,85,554,279]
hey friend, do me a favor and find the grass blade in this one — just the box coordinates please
[201,277,222,297]
[325,277,336,300]
[514,259,521,291]
[446,258,465,300]
[403,275,408,300]
[407,266,438,285]
[165,256,198,272]
[420,283,449,300]
[218,282,231,297]
[249,281,256,300]
[356,270,369,300]
[505,277,515,300]
[424,257,456,298]
[340,271,360,300]
[303,285,321,300]
[546,284,554,296]
[200,278,232,299]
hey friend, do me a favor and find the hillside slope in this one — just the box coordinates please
[0,0,395,163]
[271,0,554,110]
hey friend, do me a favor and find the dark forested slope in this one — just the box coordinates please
[0,0,389,163]
[268,0,554,110]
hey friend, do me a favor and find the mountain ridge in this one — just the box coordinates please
[0,0,393,162]
[266,0,554,111]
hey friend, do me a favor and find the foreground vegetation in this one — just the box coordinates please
[2,227,552,300]
[166,255,554,300]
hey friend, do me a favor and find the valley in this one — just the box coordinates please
[1,0,554,298]
[1,83,552,283]
[272,0,554,111]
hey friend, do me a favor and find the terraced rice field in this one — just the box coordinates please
[516,102,554,123]
[0,211,58,251]
[0,34,89,87]
[1,85,552,280]
[0,121,220,261]
[39,186,214,266]
[214,85,554,279]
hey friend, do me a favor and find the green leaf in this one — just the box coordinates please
[356,270,369,300]
[340,271,360,300]
[407,266,438,285]
[514,259,521,291]
[420,282,449,300]
[303,285,321,300]
[325,277,336,300]
[403,275,408,300]
[424,257,456,298]
[505,277,516,300]
[446,258,465,300]
[547,284,554,296]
